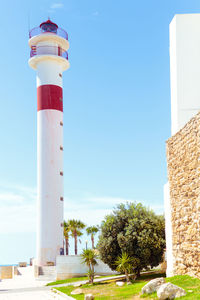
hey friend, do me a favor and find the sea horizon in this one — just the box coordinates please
[0,264,30,267]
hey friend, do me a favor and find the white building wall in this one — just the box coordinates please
[56,256,118,280]
[170,14,200,135]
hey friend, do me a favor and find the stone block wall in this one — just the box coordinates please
[166,112,200,277]
[0,266,14,279]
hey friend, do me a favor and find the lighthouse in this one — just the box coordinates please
[28,20,70,266]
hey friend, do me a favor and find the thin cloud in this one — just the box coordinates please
[92,11,99,16]
[64,208,112,226]
[0,193,25,206]
[50,2,64,9]
[0,182,164,234]
[0,204,36,234]
[64,195,164,226]
[87,196,132,207]
[0,182,36,197]
[0,183,36,233]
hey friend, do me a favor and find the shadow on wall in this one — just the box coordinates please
[56,255,118,280]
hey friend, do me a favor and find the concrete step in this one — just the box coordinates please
[39,266,56,276]
[37,274,56,281]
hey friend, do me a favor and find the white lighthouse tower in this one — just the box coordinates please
[28,20,70,266]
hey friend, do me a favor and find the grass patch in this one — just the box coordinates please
[55,281,145,300]
[54,273,165,299]
[141,275,200,299]
[166,275,200,299]
[54,274,200,299]
[47,276,88,286]
[47,274,120,286]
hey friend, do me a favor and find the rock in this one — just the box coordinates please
[142,277,165,294]
[157,282,186,299]
[73,282,82,287]
[116,281,125,287]
[85,294,94,300]
[71,288,83,295]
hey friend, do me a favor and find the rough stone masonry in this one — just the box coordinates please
[166,112,200,277]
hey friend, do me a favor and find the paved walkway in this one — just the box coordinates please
[0,289,72,300]
[0,267,73,300]
[0,267,158,299]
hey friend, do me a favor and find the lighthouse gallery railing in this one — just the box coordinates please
[29,26,68,40]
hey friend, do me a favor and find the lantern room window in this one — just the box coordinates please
[40,19,58,34]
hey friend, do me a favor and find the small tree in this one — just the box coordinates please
[68,219,86,255]
[115,252,137,283]
[81,249,98,284]
[98,203,165,277]
[86,226,99,249]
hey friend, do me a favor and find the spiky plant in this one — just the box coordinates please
[115,252,135,283]
[81,249,98,284]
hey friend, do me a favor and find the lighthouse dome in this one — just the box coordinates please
[40,19,58,34]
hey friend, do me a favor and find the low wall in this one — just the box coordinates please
[0,266,14,279]
[18,262,27,267]
[56,255,118,280]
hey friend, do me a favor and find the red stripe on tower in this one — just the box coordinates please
[37,85,63,112]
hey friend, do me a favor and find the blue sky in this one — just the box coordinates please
[0,0,199,264]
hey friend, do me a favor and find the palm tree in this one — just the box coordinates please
[68,219,86,255]
[63,220,70,255]
[115,252,134,283]
[81,249,98,284]
[86,226,99,249]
